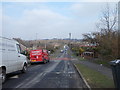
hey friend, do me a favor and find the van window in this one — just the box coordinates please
[16,44,21,53]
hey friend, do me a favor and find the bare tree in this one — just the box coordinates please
[96,3,118,32]
[83,3,118,60]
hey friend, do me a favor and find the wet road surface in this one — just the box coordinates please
[2,51,88,89]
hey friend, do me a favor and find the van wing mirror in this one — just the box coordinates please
[21,51,27,55]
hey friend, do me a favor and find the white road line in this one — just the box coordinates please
[21,72,46,88]
[10,75,19,79]
[15,60,62,88]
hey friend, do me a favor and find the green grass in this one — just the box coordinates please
[72,52,111,67]
[77,55,110,67]
[76,64,115,88]
[78,57,87,61]
[91,59,110,68]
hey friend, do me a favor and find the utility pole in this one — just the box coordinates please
[45,43,46,49]
[36,33,38,49]
[69,33,71,40]
[68,33,71,47]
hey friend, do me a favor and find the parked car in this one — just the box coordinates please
[0,37,28,83]
[60,50,64,53]
[30,49,50,64]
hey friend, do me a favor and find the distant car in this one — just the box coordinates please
[0,37,28,83]
[60,50,64,53]
[30,49,50,64]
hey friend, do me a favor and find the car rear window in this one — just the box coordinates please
[31,50,42,55]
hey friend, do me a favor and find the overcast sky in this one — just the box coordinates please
[0,1,118,40]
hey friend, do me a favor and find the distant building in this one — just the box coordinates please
[54,43,60,49]
[80,41,97,48]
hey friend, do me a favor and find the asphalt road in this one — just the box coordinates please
[2,50,87,89]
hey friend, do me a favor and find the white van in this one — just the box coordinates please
[0,37,28,83]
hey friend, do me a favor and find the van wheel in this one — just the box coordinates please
[2,69,6,84]
[21,64,27,73]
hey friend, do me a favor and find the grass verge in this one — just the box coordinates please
[76,64,115,88]
[72,52,111,67]
[90,59,111,68]
[76,55,110,68]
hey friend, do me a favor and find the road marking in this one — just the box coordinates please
[15,60,62,88]
[10,75,19,79]
[56,72,61,74]
[15,72,46,88]
[68,72,75,74]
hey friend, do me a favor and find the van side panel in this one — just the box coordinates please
[0,38,9,71]
[0,45,1,67]
[0,37,27,74]
[6,40,19,73]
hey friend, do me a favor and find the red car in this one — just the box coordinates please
[30,49,50,64]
